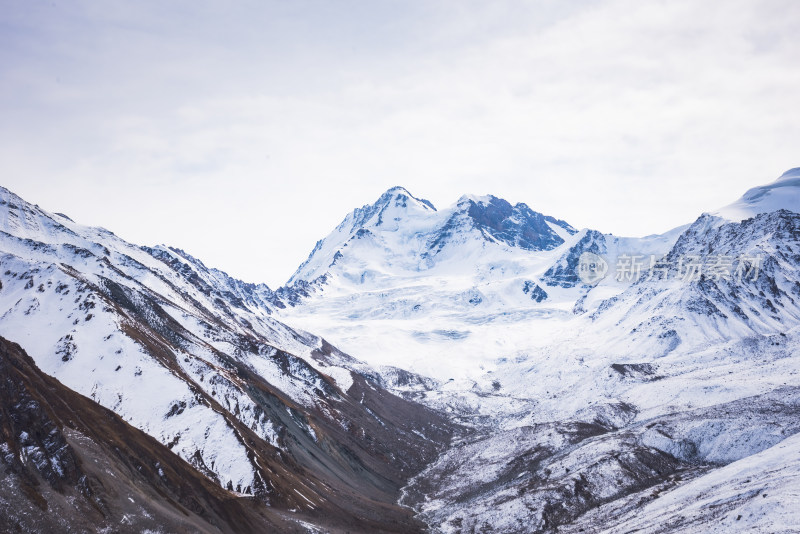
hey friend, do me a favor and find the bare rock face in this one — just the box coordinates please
[0,336,286,533]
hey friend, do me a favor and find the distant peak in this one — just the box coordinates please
[165,246,209,269]
[714,167,800,221]
[778,167,800,180]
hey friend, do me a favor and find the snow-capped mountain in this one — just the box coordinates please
[0,335,300,533]
[3,166,800,533]
[288,186,576,288]
[276,169,800,532]
[714,167,800,221]
[0,185,452,532]
[589,209,800,357]
[277,186,681,380]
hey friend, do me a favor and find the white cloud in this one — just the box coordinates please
[0,0,798,285]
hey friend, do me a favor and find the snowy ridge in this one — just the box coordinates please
[278,186,684,381]
[587,209,800,359]
[714,167,800,222]
[0,184,453,531]
[0,335,313,533]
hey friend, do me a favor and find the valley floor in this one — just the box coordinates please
[280,300,800,533]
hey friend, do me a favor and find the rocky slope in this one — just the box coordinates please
[0,335,301,533]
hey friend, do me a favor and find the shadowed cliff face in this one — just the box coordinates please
[462,196,574,252]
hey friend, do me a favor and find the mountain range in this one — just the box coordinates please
[2,167,800,532]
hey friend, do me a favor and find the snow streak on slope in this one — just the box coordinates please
[0,258,256,490]
[0,335,309,533]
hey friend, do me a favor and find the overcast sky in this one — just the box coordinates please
[1,0,798,286]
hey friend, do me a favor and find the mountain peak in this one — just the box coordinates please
[377,186,436,212]
[384,185,412,195]
[714,167,800,221]
[288,188,579,286]
[450,194,576,252]
[342,186,437,232]
[456,193,497,206]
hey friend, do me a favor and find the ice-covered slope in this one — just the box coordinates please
[714,167,800,221]
[289,186,438,285]
[587,209,800,359]
[582,429,800,533]
[279,187,682,381]
[0,184,453,532]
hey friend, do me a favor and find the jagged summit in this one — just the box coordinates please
[381,186,437,211]
[454,194,576,251]
[336,186,437,234]
[455,193,494,205]
[287,187,578,286]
